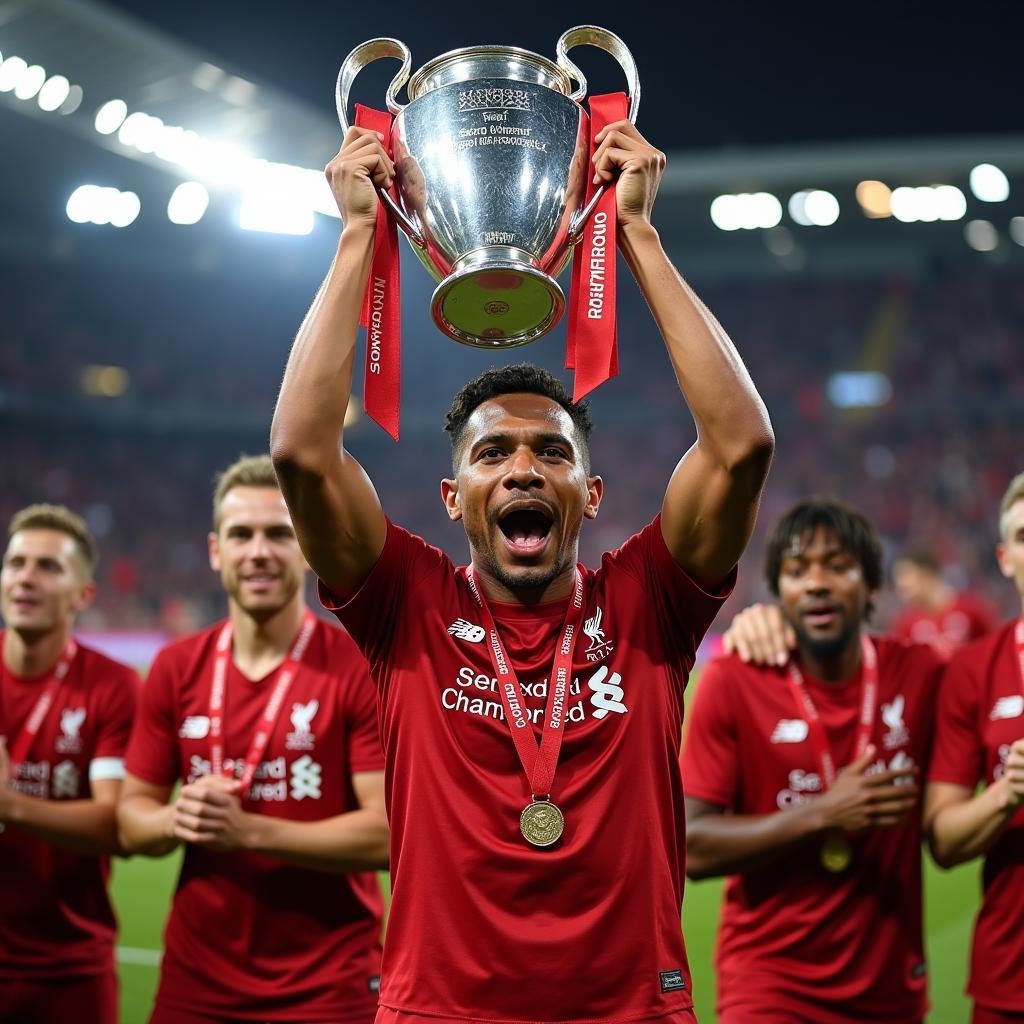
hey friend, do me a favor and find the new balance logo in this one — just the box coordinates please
[991,695,1024,721]
[588,665,627,719]
[448,619,486,644]
[289,755,322,800]
[771,719,809,743]
[179,716,210,739]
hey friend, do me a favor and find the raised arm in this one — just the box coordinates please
[593,122,774,589]
[270,128,395,596]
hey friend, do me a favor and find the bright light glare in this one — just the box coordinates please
[0,56,28,93]
[37,75,70,111]
[710,192,781,231]
[66,185,141,228]
[239,192,315,235]
[856,180,892,218]
[14,64,46,100]
[66,185,99,224]
[167,182,210,225]
[1010,217,1024,247]
[60,84,83,115]
[95,99,128,134]
[969,163,1009,203]
[964,219,998,252]
[828,372,893,409]
[803,190,840,226]
[890,185,967,223]
[109,191,141,227]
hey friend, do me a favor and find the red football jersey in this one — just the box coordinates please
[319,516,731,1024]
[0,637,139,978]
[928,620,1024,1013]
[125,618,384,1022]
[681,639,943,1024]
[892,592,998,655]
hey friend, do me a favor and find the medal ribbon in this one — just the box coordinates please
[565,92,627,403]
[354,103,402,441]
[5,639,77,771]
[786,635,878,788]
[465,567,585,797]
[1015,618,1024,695]
[208,611,317,791]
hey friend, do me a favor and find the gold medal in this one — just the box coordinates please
[820,834,853,873]
[520,798,564,848]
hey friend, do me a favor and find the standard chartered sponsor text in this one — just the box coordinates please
[442,665,586,724]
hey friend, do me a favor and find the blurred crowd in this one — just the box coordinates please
[2,254,1021,634]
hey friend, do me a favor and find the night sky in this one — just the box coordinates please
[104,0,1023,152]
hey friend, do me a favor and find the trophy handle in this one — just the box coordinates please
[556,26,641,243]
[335,38,425,244]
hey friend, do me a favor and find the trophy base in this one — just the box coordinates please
[431,247,565,348]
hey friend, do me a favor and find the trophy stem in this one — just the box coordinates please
[430,247,565,348]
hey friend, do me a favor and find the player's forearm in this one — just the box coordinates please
[929,781,1018,867]
[244,807,389,873]
[619,222,774,471]
[686,802,827,880]
[2,791,122,856]
[270,224,374,469]
[116,795,180,857]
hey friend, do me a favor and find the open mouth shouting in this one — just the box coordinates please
[496,501,555,560]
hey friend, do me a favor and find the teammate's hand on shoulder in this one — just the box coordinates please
[721,603,795,666]
[325,126,396,231]
[816,745,919,832]
[591,120,665,227]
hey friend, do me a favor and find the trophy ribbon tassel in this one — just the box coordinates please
[355,103,402,440]
[566,92,627,402]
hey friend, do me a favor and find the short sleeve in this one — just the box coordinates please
[318,519,448,670]
[927,654,985,788]
[602,515,736,662]
[124,647,182,786]
[343,661,385,775]
[680,658,740,808]
[89,665,141,782]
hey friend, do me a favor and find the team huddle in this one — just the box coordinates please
[1,120,1021,1024]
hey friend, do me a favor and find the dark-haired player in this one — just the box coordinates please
[0,504,139,1024]
[270,121,773,1024]
[117,455,388,1024]
[926,472,1024,1024]
[682,497,943,1023]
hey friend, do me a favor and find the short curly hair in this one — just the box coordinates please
[444,363,593,472]
[765,496,884,616]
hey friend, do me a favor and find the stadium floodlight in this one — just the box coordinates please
[66,185,100,224]
[239,192,315,235]
[119,111,163,153]
[964,219,998,252]
[969,163,1009,203]
[792,189,842,227]
[890,184,966,223]
[1010,216,1024,247]
[13,63,46,101]
[37,74,71,112]
[934,185,967,221]
[0,56,28,93]
[109,191,141,228]
[710,192,781,231]
[167,181,210,225]
[80,365,129,398]
[60,84,83,115]
[827,371,893,409]
[95,99,128,135]
[856,180,892,218]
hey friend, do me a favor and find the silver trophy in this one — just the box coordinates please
[336,26,639,348]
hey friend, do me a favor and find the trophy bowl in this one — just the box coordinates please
[337,27,639,348]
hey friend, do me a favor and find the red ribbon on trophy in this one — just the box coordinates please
[354,103,402,441]
[565,91,628,403]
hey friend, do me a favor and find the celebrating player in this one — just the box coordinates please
[117,455,388,1024]
[682,497,944,1023]
[270,120,773,1024]
[925,472,1024,1024]
[0,504,139,1024]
